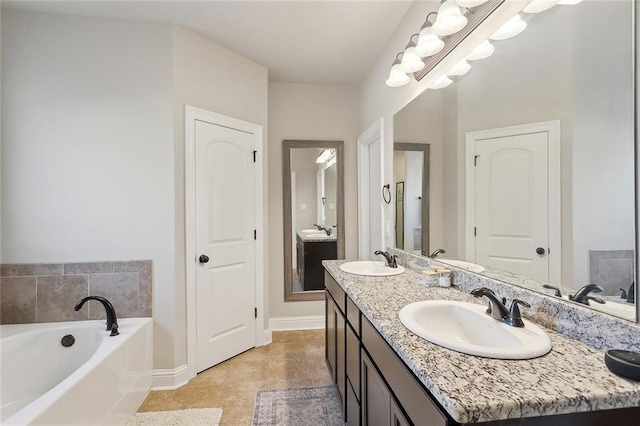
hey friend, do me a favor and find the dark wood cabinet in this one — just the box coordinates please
[298,235,337,291]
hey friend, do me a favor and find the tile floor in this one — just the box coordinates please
[138,330,331,424]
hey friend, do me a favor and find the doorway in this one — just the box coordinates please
[465,120,561,283]
[186,106,265,380]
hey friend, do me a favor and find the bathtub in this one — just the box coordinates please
[1,318,152,425]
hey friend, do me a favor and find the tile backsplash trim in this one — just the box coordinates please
[389,248,640,353]
[0,260,152,324]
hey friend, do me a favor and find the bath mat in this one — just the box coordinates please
[252,385,344,425]
[127,407,223,425]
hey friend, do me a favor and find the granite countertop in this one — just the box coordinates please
[323,260,640,424]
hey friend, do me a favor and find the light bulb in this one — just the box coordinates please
[448,59,471,76]
[429,75,453,90]
[386,64,410,88]
[398,46,425,73]
[523,0,560,13]
[490,14,527,41]
[466,40,495,60]
[415,25,444,57]
[455,0,490,7]
[432,0,468,36]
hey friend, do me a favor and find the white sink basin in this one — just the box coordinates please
[436,259,485,273]
[302,232,332,238]
[399,300,552,359]
[300,228,321,234]
[339,261,405,276]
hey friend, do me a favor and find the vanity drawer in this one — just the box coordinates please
[325,271,345,312]
[362,317,450,426]
[346,296,360,335]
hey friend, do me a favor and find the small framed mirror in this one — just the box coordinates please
[283,140,345,301]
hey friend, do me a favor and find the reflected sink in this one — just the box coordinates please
[339,261,405,276]
[436,259,485,273]
[399,300,552,359]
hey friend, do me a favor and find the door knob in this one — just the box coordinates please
[199,254,210,264]
[536,247,546,255]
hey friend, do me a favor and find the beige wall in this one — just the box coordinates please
[268,82,359,319]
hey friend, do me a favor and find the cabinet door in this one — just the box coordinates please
[346,323,360,399]
[325,292,336,381]
[336,302,346,414]
[346,379,361,426]
[361,351,391,426]
[391,397,410,426]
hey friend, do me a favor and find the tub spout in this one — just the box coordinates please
[75,296,119,336]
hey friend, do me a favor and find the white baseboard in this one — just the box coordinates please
[268,315,325,331]
[151,364,190,390]
[263,328,272,345]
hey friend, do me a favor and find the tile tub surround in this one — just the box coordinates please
[389,248,640,353]
[0,260,152,324]
[323,260,640,423]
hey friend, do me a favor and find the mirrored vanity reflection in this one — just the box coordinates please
[392,0,637,321]
[283,140,345,301]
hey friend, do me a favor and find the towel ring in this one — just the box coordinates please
[382,184,391,204]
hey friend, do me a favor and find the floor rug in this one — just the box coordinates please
[252,385,345,426]
[127,408,223,425]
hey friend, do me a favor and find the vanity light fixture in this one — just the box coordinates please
[455,0,490,7]
[429,75,453,89]
[316,149,336,164]
[448,59,471,76]
[398,34,426,73]
[489,14,527,40]
[523,0,560,14]
[466,40,495,60]
[416,13,445,58]
[431,0,468,36]
[386,53,410,87]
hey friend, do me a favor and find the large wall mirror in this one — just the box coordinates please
[283,140,345,301]
[393,0,637,322]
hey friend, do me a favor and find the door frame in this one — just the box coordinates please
[465,120,561,284]
[185,105,265,381]
[357,118,385,259]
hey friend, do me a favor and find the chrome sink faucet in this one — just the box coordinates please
[471,287,531,328]
[74,296,119,336]
[374,250,398,268]
[569,284,605,305]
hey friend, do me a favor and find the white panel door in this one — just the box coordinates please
[195,120,256,372]
[475,132,549,281]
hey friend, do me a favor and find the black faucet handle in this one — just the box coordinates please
[620,288,628,300]
[506,299,531,328]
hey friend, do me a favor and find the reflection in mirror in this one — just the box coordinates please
[283,140,345,302]
[392,0,637,322]
[393,143,430,255]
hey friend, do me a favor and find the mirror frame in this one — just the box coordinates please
[283,139,345,301]
[394,143,430,256]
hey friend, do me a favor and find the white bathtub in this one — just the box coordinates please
[0,318,152,425]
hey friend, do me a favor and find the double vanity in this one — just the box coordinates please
[323,255,640,425]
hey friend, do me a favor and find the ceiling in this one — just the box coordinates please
[3,0,415,85]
